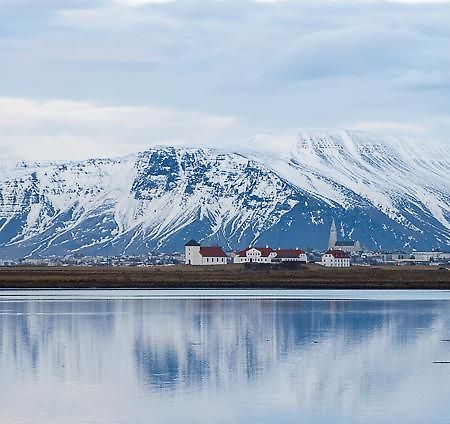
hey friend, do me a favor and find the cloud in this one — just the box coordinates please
[115,0,174,5]
[353,121,428,135]
[0,0,449,156]
[0,97,243,160]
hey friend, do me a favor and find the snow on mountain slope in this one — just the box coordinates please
[0,148,306,258]
[0,131,448,258]
[242,130,450,244]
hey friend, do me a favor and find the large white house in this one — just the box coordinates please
[184,240,228,265]
[233,247,308,264]
[273,249,308,263]
[321,249,351,267]
[233,247,277,264]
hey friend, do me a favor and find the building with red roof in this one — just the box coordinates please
[321,249,351,267]
[199,247,228,258]
[234,246,309,264]
[185,240,228,265]
[273,249,308,263]
[186,240,309,266]
[233,247,277,264]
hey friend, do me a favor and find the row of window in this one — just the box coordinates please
[204,257,226,263]
[236,258,270,262]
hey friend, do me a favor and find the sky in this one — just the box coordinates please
[0,0,449,160]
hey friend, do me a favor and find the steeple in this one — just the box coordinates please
[328,218,337,249]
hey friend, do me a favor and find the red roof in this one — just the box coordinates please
[238,247,274,257]
[199,247,227,258]
[258,247,274,257]
[325,249,350,258]
[275,249,305,258]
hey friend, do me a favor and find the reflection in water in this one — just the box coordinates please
[1,295,450,423]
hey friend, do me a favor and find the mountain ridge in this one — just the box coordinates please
[0,130,449,258]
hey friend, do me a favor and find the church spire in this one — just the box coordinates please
[328,218,337,249]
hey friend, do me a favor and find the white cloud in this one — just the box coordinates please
[353,121,428,135]
[387,0,450,2]
[0,0,449,149]
[0,97,244,161]
[114,0,174,4]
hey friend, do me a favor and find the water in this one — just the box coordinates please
[1,290,450,424]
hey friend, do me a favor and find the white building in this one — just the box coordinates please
[233,247,277,264]
[328,219,361,253]
[321,249,351,267]
[233,247,308,264]
[381,251,409,264]
[413,251,450,262]
[273,249,308,263]
[184,240,228,265]
[333,240,361,253]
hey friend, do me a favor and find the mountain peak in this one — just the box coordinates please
[0,132,448,258]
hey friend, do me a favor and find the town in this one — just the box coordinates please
[184,218,449,268]
[1,220,449,269]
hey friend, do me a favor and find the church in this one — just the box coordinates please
[328,219,361,253]
[184,240,228,265]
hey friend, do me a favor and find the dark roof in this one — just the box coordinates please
[325,249,350,258]
[238,247,274,257]
[257,247,274,257]
[200,247,227,258]
[335,240,356,247]
[185,239,201,247]
[275,249,305,258]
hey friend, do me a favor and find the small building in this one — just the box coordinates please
[328,218,361,253]
[185,240,228,265]
[381,251,409,264]
[321,249,351,267]
[233,247,277,264]
[273,249,308,263]
[412,251,450,263]
[333,240,362,253]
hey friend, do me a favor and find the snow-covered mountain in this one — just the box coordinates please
[0,130,449,258]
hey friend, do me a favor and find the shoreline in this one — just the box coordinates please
[0,264,449,290]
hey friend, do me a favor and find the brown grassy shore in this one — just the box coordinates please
[0,264,449,289]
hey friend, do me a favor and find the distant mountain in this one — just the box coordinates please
[0,130,449,258]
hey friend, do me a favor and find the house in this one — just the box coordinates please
[273,249,308,263]
[233,247,277,264]
[321,249,351,267]
[184,240,228,265]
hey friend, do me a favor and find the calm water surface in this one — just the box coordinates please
[1,290,450,424]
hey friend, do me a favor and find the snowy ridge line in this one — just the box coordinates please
[0,130,448,258]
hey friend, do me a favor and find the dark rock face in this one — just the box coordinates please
[0,132,449,258]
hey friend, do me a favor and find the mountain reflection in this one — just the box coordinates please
[131,300,440,392]
[1,296,450,423]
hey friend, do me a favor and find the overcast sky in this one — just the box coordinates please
[0,0,449,160]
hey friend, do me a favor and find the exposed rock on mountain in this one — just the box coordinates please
[0,131,448,258]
